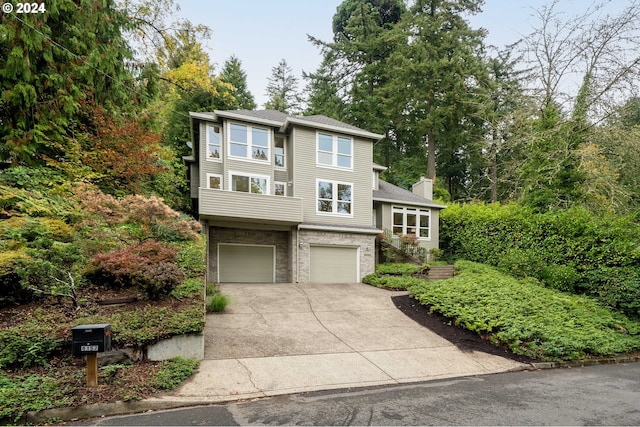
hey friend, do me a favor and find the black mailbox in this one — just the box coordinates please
[71,324,111,356]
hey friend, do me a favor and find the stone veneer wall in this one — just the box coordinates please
[208,226,291,283]
[297,229,375,283]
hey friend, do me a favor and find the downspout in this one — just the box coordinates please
[296,224,300,283]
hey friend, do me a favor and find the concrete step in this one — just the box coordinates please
[427,265,455,281]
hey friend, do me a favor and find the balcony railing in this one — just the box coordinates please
[198,188,303,225]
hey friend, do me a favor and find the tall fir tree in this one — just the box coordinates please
[264,59,301,114]
[220,55,256,110]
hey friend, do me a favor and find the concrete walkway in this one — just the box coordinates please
[151,282,526,404]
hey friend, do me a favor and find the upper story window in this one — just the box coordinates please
[317,179,352,215]
[230,172,269,195]
[317,133,352,169]
[274,136,285,168]
[206,125,221,160]
[229,123,270,162]
[392,206,430,239]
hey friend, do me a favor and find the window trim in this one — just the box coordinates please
[205,173,223,190]
[316,132,353,170]
[227,121,271,164]
[392,206,431,240]
[228,171,270,195]
[316,178,354,217]
[205,124,222,162]
[274,181,287,196]
[274,135,286,169]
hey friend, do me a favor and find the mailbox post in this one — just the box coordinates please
[71,324,111,387]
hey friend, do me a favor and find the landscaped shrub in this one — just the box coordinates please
[0,309,67,369]
[0,250,34,307]
[374,263,425,276]
[363,274,424,290]
[134,262,185,300]
[408,261,640,361]
[440,202,640,318]
[86,240,177,288]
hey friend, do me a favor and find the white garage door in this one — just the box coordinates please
[218,244,275,283]
[310,246,359,283]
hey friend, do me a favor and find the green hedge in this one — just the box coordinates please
[408,261,640,361]
[440,203,640,318]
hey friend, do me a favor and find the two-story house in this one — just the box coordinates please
[185,109,444,284]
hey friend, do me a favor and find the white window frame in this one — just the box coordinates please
[274,136,286,169]
[206,124,222,161]
[228,171,270,195]
[274,181,287,196]
[206,173,222,190]
[227,122,271,163]
[316,132,353,170]
[316,179,353,216]
[392,206,431,240]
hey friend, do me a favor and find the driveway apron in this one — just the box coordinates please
[158,282,526,403]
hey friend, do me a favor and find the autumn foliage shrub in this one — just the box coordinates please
[73,183,201,245]
[86,240,179,291]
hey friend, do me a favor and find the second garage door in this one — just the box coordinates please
[218,244,275,283]
[309,246,359,283]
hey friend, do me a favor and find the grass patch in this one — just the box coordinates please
[408,261,640,361]
[205,284,229,313]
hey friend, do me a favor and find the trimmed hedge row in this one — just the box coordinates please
[440,203,640,318]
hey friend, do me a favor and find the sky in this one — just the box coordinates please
[172,0,623,108]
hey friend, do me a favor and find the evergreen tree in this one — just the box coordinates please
[264,59,301,114]
[381,0,489,199]
[220,55,256,110]
[0,0,136,165]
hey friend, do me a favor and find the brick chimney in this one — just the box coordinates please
[412,175,433,200]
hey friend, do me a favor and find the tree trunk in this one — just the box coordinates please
[490,130,498,202]
[427,129,436,183]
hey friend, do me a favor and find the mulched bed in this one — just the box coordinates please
[392,294,540,364]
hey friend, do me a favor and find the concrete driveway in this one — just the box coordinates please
[159,282,526,403]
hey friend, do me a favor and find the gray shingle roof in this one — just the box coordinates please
[374,180,446,209]
[204,109,383,139]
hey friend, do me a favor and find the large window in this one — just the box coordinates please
[230,172,269,195]
[317,180,352,215]
[317,133,352,169]
[229,123,270,162]
[206,125,221,160]
[392,207,430,239]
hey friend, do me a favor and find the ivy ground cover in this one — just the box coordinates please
[408,261,640,361]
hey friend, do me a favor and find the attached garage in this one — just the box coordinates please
[218,244,275,283]
[309,246,359,283]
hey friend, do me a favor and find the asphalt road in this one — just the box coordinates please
[79,363,640,426]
